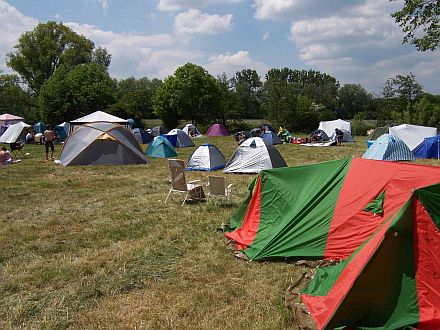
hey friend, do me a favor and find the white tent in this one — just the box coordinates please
[0,113,24,126]
[224,137,287,174]
[70,111,128,125]
[389,124,438,151]
[318,119,352,136]
[182,124,201,137]
[166,129,195,148]
[0,122,31,143]
[186,144,226,171]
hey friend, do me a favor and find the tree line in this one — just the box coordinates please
[1,21,439,134]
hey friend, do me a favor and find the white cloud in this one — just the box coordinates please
[91,0,110,14]
[205,50,269,77]
[67,22,177,78]
[174,9,233,35]
[157,0,242,11]
[262,32,270,41]
[286,0,440,93]
[0,0,38,72]
[254,0,365,21]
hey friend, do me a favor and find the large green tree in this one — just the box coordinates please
[338,84,375,119]
[231,69,262,119]
[39,63,116,124]
[153,63,220,127]
[216,73,244,125]
[6,21,105,94]
[391,0,440,51]
[0,73,35,122]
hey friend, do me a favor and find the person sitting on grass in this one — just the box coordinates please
[44,124,56,162]
[0,146,13,165]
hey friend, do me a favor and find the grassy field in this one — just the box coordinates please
[1,136,438,329]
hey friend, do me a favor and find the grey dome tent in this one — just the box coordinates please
[182,124,201,137]
[166,129,194,148]
[330,129,355,142]
[151,126,169,137]
[59,122,148,166]
[132,127,153,144]
[261,131,281,145]
[224,137,287,174]
[186,144,226,171]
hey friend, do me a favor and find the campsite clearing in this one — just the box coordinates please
[1,136,438,329]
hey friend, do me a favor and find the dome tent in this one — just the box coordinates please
[33,122,46,134]
[166,129,195,148]
[389,124,437,151]
[363,134,415,161]
[59,122,148,166]
[206,123,229,136]
[330,129,355,142]
[412,134,440,159]
[186,144,226,171]
[182,124,201,136]
[54,122,70,142]
[146,136,177,158]
[224,137,287,174]
[318,119,352,136]
[261,131,281,145]
[151,126,169,137]
[132,127,153,144]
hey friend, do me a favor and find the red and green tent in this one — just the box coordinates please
[225,158,440,328]
[225,158,440,261]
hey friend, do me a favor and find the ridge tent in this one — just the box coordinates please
[225,158,440,261]
[59,122,148,166]
[413,134,440,159]
[0,121,31,143]
[261,131,281,145]
[223,137,286,174]
[166,129,195,148]
[366,124,389,141]
[131,127,153,144]
[54,122,70,142]
[186,144,226,171]
[182,124,201,137]
[300,183,440,329]
[33,122,46,134]
[206,123,229,136]
[329,129,355,142]
[363,134,415,161]
[318,119,352,136]
[146,136,177,158]
[150,126,169,137]
[389,124,437,151]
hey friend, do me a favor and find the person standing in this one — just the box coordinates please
[335,128,344,146]
[44,124,56,161]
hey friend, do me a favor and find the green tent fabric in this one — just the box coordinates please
[146,136,177,158]
[301,184,440,329]
[225,158,440,329]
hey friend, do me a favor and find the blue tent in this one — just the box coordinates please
[146,136,177,158]
[54,122,70,142]
[33,122,46,134]
[413,134,440,159]
[362,134,415,162]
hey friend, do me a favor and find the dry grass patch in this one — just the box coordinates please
[0,137,438,329]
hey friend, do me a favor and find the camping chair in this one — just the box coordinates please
[165,159,206,205]
[206,176,233,201]
[9,141,25,159]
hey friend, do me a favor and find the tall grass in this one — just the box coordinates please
[0,136,437,329]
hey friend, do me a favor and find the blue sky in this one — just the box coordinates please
[1,0,439,94]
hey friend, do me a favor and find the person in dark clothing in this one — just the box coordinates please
[335,128,344,146]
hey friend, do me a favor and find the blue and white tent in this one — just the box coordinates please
[362,134,415,162]
[186,144,226,171]
[413,135,440,159]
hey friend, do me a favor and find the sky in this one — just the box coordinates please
[1,0,439,95]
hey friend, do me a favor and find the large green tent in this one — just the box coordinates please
[225,158,440,328]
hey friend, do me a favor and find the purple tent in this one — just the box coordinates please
[206,124,230,137]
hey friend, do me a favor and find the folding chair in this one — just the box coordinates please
[206,176,233,200]
[165,159,206,205]
[10,141,25,159]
